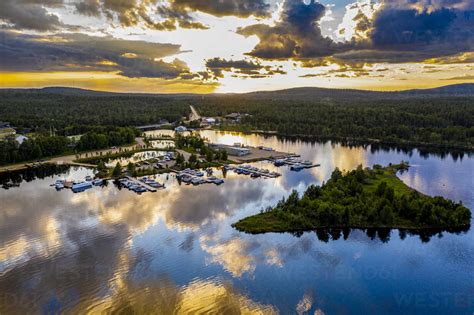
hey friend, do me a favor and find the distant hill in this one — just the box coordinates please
[1,83,473,99]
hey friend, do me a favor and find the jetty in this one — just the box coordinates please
[125,176,157,192]
[226,165,281,178]
[271,157,320,171]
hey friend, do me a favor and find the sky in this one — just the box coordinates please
[0,0,473,93]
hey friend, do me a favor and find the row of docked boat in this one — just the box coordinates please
[139,176,165,189]
[118,177,164,194]
[225,164,281,178]
[176,168,224,185]
[53,176,104,193]
[273,157,318,171]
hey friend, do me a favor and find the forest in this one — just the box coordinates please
[195,95,474,150]
[233,163,471,233]
[0,127,138,166]
[1,88,473,157]
[0,90,190,134]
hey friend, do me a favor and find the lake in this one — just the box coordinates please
[0,130,472,314]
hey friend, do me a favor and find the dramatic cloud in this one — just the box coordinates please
[0,31,200,80]
[169,0,271,18]
[238,0,347,60]
[74,0,271,31]
[205,57,286,79]
[0,0,65,31]
[239,0,473,64]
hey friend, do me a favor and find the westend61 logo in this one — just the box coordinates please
[394,292,473,309]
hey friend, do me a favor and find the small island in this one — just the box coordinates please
[233,163,471,234]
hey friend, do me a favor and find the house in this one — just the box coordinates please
[174,126,187,133]
[225,113,241,121]
[15,135,29,144]
[202,117,217,125]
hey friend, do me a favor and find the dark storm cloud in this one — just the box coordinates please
[74,0,271,31]
[205,57,286,79]
[239,0,473,65]
[238,0,347,60]
[0,0,65,31]
[0,31,200,79]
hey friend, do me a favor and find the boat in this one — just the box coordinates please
[92,179,104,186]
[72,181,93,193]
[191,177,202,185]
[290,164,305,171]
[274,159,285,166]
[208,176,224,185]
[133,186,147,193]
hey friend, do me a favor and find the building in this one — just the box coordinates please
[225,146,251,156]
[225,113,241,121]
[174,126,187,133]
[202,117,217,125]
[15,135,28,144]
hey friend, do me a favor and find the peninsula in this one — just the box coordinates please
[233,163,471,233]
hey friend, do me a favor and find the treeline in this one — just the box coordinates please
[0,127,138,166]
[0,90,191,133]
[0,136,69,165]
[76,127,139,150]
[195,95,474,149]
[233,164,471,233]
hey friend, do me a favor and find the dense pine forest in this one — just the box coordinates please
[0,90,190,133]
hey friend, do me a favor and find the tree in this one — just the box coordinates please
[127,162,137,176]
[176,153,185,165]
[112,162,122,177]
[189,154,197,164]
[220,149,228,161]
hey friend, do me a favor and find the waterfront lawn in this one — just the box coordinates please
[233,163,471,233]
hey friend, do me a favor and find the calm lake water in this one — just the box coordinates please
[0,130,473,314]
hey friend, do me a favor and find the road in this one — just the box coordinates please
[189,105,201,121]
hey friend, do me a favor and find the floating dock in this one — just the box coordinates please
[227,165,281,178]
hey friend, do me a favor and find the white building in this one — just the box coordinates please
[15,135,28,144]
[174,126,187,133]
[202,117,217,125]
